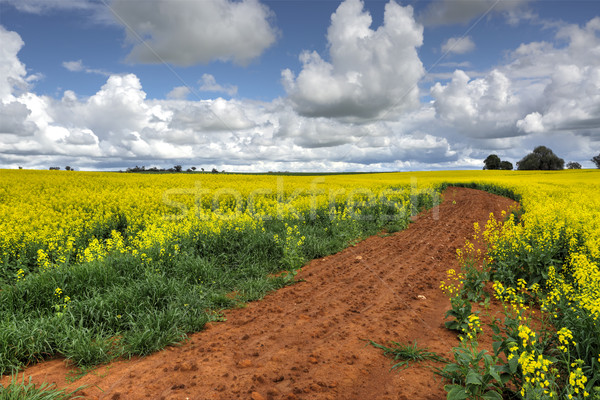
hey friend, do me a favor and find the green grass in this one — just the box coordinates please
[0,374,86,400]
[369,340,448,371]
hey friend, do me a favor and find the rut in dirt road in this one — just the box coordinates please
[10,187,517,400]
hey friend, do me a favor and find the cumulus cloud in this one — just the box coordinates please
[199,74,238,97]
[516,112,544,133]
[511,18,600,136]
[110,0,277,66]
[282,0,424,120]
[441,36,475,54]
[3,10,599,172]
[431,69,522,137]
[420,0,532,26]
[0,101,37,136]
[0,26,28,100]
[0,23,505,171]
[169,98,256,132]
[427,15,600,165]
[166,86,190,100]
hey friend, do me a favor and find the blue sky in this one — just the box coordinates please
[0,0,599,171]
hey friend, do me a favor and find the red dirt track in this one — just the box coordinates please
[3,187,517,400]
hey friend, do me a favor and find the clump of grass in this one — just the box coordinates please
[369,340,448,371]
[0,374,86,400]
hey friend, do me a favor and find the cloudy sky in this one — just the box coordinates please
[0,0,599,172]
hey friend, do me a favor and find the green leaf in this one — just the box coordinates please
[488,366,503,383]
[491,324,500,335]
[500,372,512,385]
[481,390,503,400]
[482,353,493,367]
[465,370,483,386]
[508,355,519,374]
[492,340,502,355]
[443,363,462,373]
[445,385,469,400]
[445,320,459,330]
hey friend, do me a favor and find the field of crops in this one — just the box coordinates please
[1,168,599,398]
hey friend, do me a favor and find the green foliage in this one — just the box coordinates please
[0,374,86,400]
[439,318,509,400]
[517,146,565,170]
[567,162,582,169]
[592,154,600,169]
[483,155,512,171]
[369,340,448,371]
[483,155,501,170]
[444,298,475,333]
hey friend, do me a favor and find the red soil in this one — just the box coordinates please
[2,187,517,400]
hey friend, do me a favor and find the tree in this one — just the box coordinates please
[592,153,600,169]
[65,166,71,171]
[191,166,196,171]
[483,154,501,170]
[566,162,582,169]
[517,146,564,170]
[499,161,513,170]
[174,165,182,173]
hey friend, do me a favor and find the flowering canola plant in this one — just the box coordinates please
[1,168,599,392]
[0,169,427,280]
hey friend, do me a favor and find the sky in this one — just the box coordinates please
[0,0,599,172]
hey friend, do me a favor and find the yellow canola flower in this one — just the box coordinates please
[1,168,599,341]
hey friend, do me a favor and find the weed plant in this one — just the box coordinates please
[368,340,448,371]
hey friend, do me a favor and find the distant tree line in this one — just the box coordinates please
[47,166,75,171]
[123,165,223,173]
[485,147,600,171]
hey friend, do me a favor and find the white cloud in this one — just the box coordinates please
[62,60,110,76]
[0,0,97,14]
[0,26,28,101]
[62,60,84,72]
[509,18,600,136]
[441,36,475,54]
[0,0,115,25]
[420,0,532,26]
[0,101,36,136]
[282,0,424,120]
[438,61,472,68]
[431,69,522,137]
[3,14,600,172]
[198,74,238,96]
[516,112,544,133]
[168,98,256,132]
[166,86,190,100]
[110,0,278,66]
[427,16,600,165]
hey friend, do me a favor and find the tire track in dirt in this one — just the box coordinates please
[5,187,517,400]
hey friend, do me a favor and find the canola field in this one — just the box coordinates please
[1,168,599,398]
